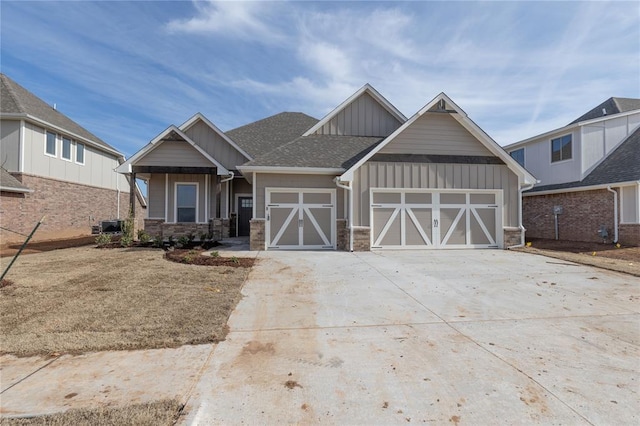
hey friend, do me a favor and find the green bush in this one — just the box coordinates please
[177,235,190,247]
[95,233,112,246]
[138,231,151,244]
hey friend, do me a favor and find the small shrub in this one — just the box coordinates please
[152,236,163,248]
[120,235,133,247]
[95,234,112,246]
[231,256,239,264]
[199,232,208,241]
[139,232,151,244]
[177,235,190,247]
[187,232,195,242]
[210,251,219,258]
[168,235,175,244]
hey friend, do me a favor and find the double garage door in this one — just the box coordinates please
[371,189,502,249]
[266,189,336,250]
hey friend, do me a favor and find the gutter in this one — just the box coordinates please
[333,177,353,252]
[606,186,619,243]
[508,181,536,249]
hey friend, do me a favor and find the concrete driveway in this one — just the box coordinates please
[183,250,639,425]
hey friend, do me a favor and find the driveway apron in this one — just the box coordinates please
[182,250,639,425]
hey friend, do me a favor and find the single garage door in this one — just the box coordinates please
[266,188,336,249]
[371,189,502,249]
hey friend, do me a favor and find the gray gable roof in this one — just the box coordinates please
[226,112,318,158]
[0,73,120,155]
[569,97,640,125]
[528,127,640,193]
[242,135,385,169]
[0,168,31,193]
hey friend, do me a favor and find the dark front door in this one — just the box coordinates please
[237,197,253,237]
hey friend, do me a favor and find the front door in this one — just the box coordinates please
[237,197,252,237]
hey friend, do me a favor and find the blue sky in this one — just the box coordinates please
[2,0,639,158]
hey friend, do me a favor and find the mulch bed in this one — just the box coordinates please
[0,235,97,258]
[164,249,255,268]
[526,238,640,262]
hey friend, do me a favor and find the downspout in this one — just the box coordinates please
[334,177,353,252]
[508,181,535,249]
[113,166,121,219]
[607,186,619,243]
[220,171,234,183]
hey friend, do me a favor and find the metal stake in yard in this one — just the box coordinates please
[0,216,45,282]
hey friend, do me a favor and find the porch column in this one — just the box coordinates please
[129,172,136,217]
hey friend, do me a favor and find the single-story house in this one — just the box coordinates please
[117,84,536,251]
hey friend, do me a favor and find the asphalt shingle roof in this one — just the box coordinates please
[226,112,318,158]
[0,73,119,154]
[243,135,385,169]
[569,97,640,125]
[528,127,640,193]
[0,168,31,192]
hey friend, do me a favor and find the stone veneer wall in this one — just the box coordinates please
[250,219,265,251]
[352,226,370,251]
[143,218,230,240]
[336,219,348,251]
[0,173,144,245]
[503,228,522,248]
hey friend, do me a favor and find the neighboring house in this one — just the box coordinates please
[504,98,640,245]
[0,73,145,245]
[118,84,535,251]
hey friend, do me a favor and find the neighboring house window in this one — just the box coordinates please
[76,143,85,164]
[510,148,525,167]
[551,134,572,162]
[46,131,57,156]
[62,137,72,161]
[176,183,197,222]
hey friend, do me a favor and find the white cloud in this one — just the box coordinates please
[166,0,284,44]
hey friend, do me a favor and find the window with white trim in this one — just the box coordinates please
[76,142,85,164]
[176,183,197,222]
[551,134,572,162]
[509,148,524,167]
[46,131,57,156]
[62,137,72,160]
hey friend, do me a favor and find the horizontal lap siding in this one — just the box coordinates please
[0,120,20,171]
[353,162,518,227]
[137,141,212,167]
[315,92,401,137]
[379,114,493,156]
[255,174,343,219]
[183,121,249,170]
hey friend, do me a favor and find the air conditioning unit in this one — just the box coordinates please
[100,220,123,234]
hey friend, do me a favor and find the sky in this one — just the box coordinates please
[1,0,639,159]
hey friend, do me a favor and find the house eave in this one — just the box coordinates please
[0,185,33,193]
[238,166,345,175]
[524,180,640,196]
[1,113,123,158]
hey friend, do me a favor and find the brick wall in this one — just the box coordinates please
[523,189,617,243]
[0,173,145,246]
[619,224,640,246]
[250,219,265,251]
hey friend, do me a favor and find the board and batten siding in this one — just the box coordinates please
[313,92,402,137]
[582,112,640,176]
[148,173,225,223]
[0,119,21,171]
[379,114,493,156]
[254,173,344,219]
[183,120,249,170]
[22,122,128,191]
[621,184,639,224]
[353,162,519,227]
[136,141,213,168]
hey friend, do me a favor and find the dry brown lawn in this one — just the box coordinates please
[0,399,181,426]
[0,246,254,357]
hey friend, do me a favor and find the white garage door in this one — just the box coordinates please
[371,189,502,249]
[266,188,336,250]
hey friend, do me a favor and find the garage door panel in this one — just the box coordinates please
[270,207,298,246]
[303,207,332,246]
[441,193,466,204]
[405,208,432,246]
[405,192,432,204]
[470,193,495,204]
[270,193,299,203]
[470,208,497,246]
[304,192,332,204]
[373,192,401,204]
[440,208,466,245]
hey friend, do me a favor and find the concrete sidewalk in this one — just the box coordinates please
[0,344,214,418]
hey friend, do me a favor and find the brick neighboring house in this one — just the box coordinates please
[0,73,145,246]
[505,98,640,245]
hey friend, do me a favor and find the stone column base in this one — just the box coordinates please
[250,219,265,251]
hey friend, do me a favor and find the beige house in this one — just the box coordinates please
[0,73,145,245]
[118,84,535,250]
